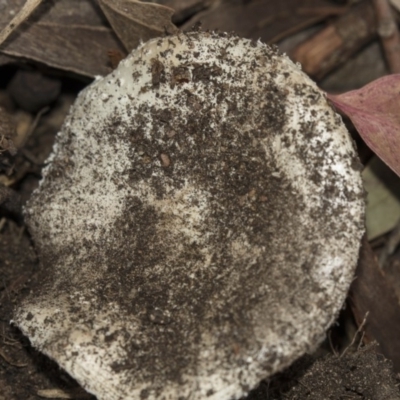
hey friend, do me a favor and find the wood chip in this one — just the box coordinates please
[292,1,376,79]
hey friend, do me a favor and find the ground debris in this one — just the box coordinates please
[246,343,400,400]
[292,1,377,79]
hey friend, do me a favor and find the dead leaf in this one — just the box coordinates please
[3,24,124,77]
[98,0,178,52]
[0,0,44,46]
[37,388,93,399]
[328,74,400,178]
[182,0,341,43]
[153,0,213,23]
[154,0,209,11]
[0,53,16,67]
[0,0,125,77]
[349,235,400,372]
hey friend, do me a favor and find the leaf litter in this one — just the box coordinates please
[0,0,177,77]
[328,74,400,178]
[98,0,178,52]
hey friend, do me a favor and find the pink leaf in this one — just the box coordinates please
[327,74,400,177]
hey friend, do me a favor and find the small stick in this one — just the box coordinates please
[0,0,44,47]
[0,217,6,232]
[328,330,339,357]
[37,389,74,400]
[340,311,369,359]
[291,1,376,79]
[357,331,366,351]
[37,388,93,399]
[373,0,400,73]
[0,347,27,367]
[18,105,50,152]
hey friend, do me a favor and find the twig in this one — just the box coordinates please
[373,0,400,73]
[20,105,50,149]
[37,388,93,399]
[0,217,7,232]
[357,331,366,351]
[340,311,369,359]
[0,347,27,367]
[328,330,339,357]
[0,332,21,348]
[0,0,44,47]
[37,389,74,399]
[291,1,376,79]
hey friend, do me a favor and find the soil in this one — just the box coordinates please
[247,343,400,400]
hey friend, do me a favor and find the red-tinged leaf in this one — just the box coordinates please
[327,74,400,177]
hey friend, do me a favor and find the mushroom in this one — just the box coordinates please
[14,31,365,400]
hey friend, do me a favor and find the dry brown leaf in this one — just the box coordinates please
[0,0,125,77]
[182,0,340,43]
[2,24,125,77]
[152,0,213,23]
[153,0,208,10]
[0,0,44,46]
[0,53,16,67]
[98,0,178,52]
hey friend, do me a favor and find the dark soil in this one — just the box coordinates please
[247,343,400,400]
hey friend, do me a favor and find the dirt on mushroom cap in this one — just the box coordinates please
[15,31,365,400]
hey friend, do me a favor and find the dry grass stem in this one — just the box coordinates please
[340,312,369,359]
[0,0,44,47]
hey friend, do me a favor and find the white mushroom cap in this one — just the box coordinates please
[15,31,365,400]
